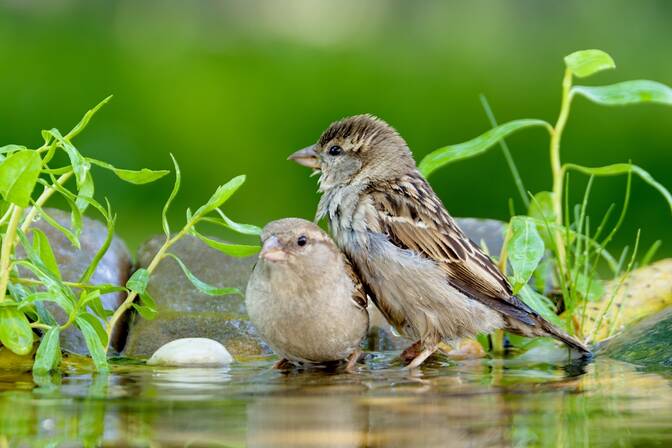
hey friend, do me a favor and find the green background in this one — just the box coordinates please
[1,0,670,258]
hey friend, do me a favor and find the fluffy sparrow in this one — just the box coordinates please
[289,115,589,368]
[246,218,368,369]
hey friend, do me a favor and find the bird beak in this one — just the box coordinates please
[288,145,320,170]
[260,236,287,262]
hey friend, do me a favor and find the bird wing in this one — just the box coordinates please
[367,173,537,325]
[342,254,369,311]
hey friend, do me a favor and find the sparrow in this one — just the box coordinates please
[289,114,590,368]
[245,218,369,370]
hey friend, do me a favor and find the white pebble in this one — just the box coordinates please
[147,338,234,367]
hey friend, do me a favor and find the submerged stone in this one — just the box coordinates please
[147,338,233,367]
[599,307,672,369]
[17,208,131,354]
[123,235,268,358]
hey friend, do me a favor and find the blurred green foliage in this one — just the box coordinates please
[1,0,670,255]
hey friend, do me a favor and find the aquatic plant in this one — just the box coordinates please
[420,49,672,345]
[0,98,259,372]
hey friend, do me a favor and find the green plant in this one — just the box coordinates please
[419,49,672,344]
[0,98,260,372]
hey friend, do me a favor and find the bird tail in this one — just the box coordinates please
[539,319,591,354]
[503,312,591,354]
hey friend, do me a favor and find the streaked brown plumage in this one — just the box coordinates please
[290,114,589,367]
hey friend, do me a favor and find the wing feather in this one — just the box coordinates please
[367,172,537,324]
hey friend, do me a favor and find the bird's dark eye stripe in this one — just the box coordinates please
[328,145,342,156]
[297,235,307,246]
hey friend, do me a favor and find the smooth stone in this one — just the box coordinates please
[147,338,233,367]
[599,306,672,369]
[123,234,268,358]
[17,208,131,354]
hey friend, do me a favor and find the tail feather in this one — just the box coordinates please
[503,314,591,354]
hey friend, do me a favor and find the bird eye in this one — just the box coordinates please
[328,145,342,156]
[297,235,307,247]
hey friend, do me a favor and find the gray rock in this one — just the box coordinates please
[599,307,672,369]
[17,208,131,354]
[455,217,506,256]
[123,219,506,358]
[147,338,233,366]
[123,235,268,358]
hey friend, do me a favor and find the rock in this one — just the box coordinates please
[583,259,672,342]
[124,219,506,359]
[599,307,672,369]
[147,338,233,367]
[455,217,506,255]
[123,235,268,358]
[17,208,131,354]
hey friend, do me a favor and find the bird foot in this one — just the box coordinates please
[345,349,362,373]
[273,358,292,370]
[400,340,422,364]
[406,346,438,369]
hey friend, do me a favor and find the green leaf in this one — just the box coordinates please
[572,80,672,106]
[0,150,42,207]
[162,154,181,237]
[133,303,157,320]
[418,120,551,177]
[0,306,34,356]
[31,228,61,280]
[79,205,115,284]
[518,285,565,329]
[31,204,81,249]
[47,128,90,189]
[75,171,95,214]
[33,327,61,373]
[126,268,149,295]
[165,253,242,296]
[76,315,109,371]
[193,175,246,219]
[19,291,74,316]
[87,158,169,184]
[214,209,262,235]
[527,191,555,223]
[65,96,112,140]
[563,163,672,214]
[139,291,157,310]
[574,273,604,302]
[192,229,260,257]
[564,49,615,78]
[507,216,545,294]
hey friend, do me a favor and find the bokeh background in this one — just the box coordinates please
[1,0,671,258]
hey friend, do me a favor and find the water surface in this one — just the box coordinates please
[0,353,670,447]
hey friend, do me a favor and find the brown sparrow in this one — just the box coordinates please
[289,115,589,368]
[245,218,368,369]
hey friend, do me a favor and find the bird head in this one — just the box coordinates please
[258,218,338,273]
[289,114,416,190]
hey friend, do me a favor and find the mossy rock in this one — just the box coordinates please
[582,259,672,342]
[599,307,672,369]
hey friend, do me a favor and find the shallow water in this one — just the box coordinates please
[0,352,671,447]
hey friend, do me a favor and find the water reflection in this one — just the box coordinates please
[0,354,671,447]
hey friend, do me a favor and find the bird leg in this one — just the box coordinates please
[406,345,438,369]
[273,358,292,370]
[345,348,362,373]
[400,340,423,364]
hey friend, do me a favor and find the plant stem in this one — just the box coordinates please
[0,206,24,302]
[20,171,74,234]
[104,220,194,351]
[550,68,574,275]
[480,95,530,209]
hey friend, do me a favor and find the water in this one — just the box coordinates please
[0,353,671,447]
